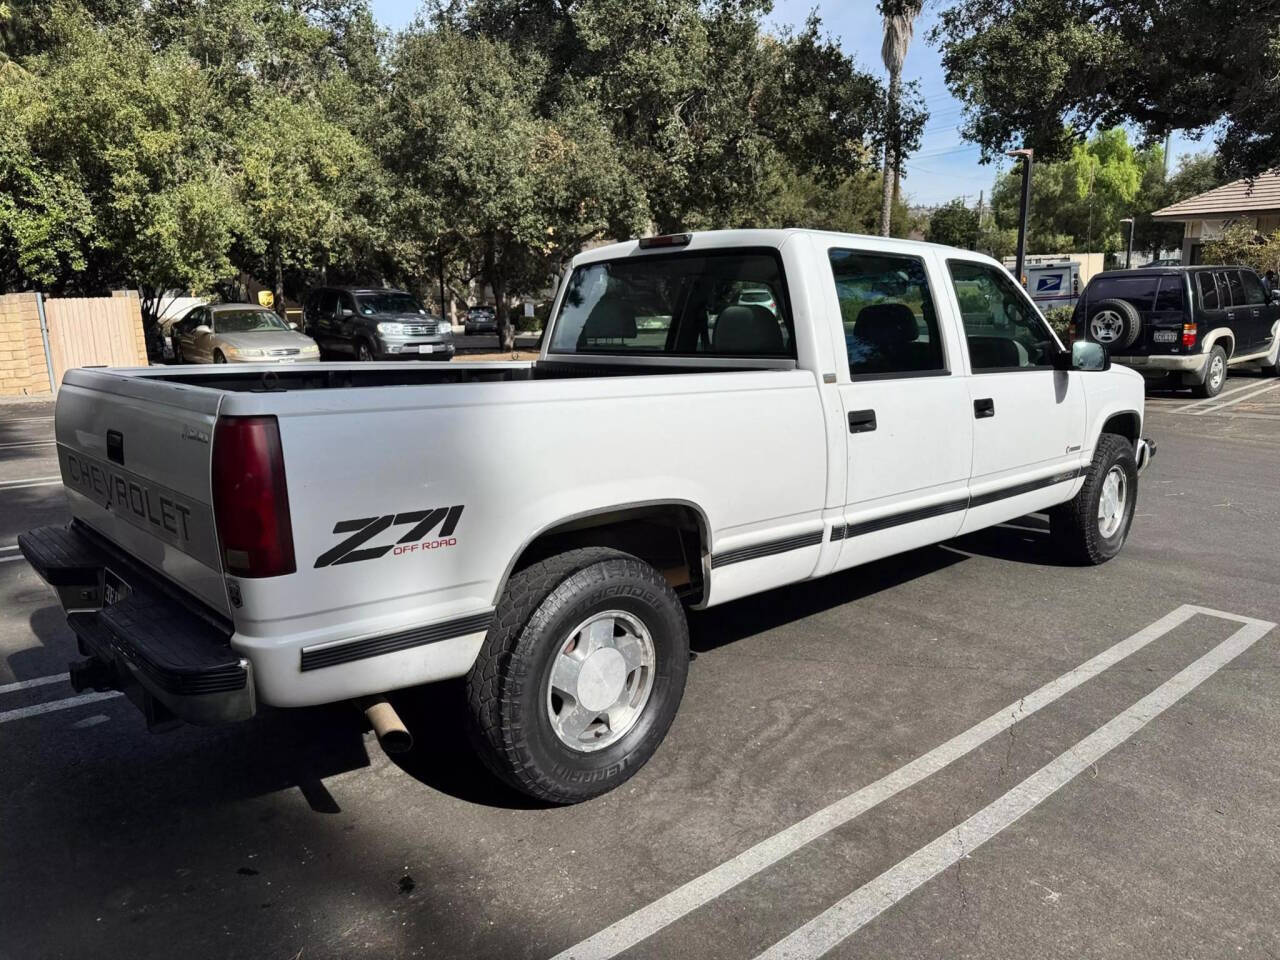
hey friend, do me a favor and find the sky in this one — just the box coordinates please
[366,0,1205,208]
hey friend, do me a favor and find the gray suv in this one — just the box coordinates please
[304,287,455,361]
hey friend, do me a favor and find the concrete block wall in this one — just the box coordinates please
[0,293,53,397]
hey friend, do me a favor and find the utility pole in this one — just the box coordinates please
[1006,148,1034,286]
[1163,130,1172,179]
[1121,217,1135,269]
[974,189,984,250]
[438,253,447,320]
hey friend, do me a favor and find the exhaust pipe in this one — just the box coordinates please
[359,696,413,754]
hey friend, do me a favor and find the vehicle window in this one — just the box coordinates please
[1197,272,1219,310]
[317,291,338,317]
[1241,270,1267,305]
[548,249,793,358]
[357,292,425,316]
[828,249,945,377]
[948,260,1057,371]
[213,309,290,333]
[1153,277,1186,312]
[1084,275,1158,311]
[1223,270,1245,307]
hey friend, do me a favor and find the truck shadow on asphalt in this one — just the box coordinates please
[8,515,1068,817]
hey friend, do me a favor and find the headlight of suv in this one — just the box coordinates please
[377,322,406,335]
[437,320,452,336]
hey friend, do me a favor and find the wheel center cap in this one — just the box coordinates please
[576,648,627,712]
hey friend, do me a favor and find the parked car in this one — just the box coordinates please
[303,287,454,361]
[1074,265,1280,397]
[21,229,1154,805]
[171,303,319,364]
[464,306,497,335]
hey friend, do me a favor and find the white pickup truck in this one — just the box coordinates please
[22,230,1155,803]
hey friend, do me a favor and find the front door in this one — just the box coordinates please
[1238,269,1274,354]
[943,258,1086,534]
[824,246,974,569]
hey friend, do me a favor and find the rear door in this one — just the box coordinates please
[944,258,1087,533]
[823,245,974,569]
[55,370,229,614]
[1194,271,1229,347]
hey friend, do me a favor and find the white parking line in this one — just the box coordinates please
[1168,379,1267,413]
[0,440,55,450]
[0,673,67,696]
[1188,380,1280,416]
[0,543,18,554]
[0,476,60,490]
[755,607,1275,960]
[0,555,28,565]
[550,604,1213,960]
[0,416,54,424]
[0,690,122,724]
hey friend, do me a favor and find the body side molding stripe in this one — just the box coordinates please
[710,530,824,568]
[829,468,1085,543]
[300,610,495,672]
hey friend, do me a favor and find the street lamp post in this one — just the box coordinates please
[1120,217,1135,269]
[1006,149,1034,285]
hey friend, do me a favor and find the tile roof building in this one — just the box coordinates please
[1151,172,1280,264]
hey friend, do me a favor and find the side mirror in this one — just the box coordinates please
[340,307,355,318]
[1056,340,1109,372]
[288,321,299,330]
[194,324,212,335]
[1270,290,1280,304]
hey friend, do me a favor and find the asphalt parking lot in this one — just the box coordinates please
[2,372,1278,960]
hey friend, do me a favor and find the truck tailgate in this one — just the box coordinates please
[54,369,229,615]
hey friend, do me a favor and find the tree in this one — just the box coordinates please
[1202,224,1280,276]
[878,0,923,236]
[926,198,978,248]
[930,0,1280,179]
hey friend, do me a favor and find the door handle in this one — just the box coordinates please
[848,409,877,433]
[974,398,995,419]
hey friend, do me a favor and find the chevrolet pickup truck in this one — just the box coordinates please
[21,230,1155,804]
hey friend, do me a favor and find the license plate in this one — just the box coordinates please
[415,344,434,354]
[103,568,132,607]
[1153,330,1178,342]
[277,358,295,364]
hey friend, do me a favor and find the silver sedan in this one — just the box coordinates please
[172,304,320,364]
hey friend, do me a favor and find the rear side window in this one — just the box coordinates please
[1153,277,1186,312]
[1241,270,1267,305]
[1083,276,1158,311]
[548,250,793,357]
[1197,273,1219,310]
[1224,270,1245,307]
[828,249,945,378]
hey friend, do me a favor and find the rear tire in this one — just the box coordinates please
[1050,434,1138,565]
[466,548,690,804]
[1191,344,1228,398]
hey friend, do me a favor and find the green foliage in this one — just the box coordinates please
[1202,224,1280,276]
[926,198,978,248]
[930,0,1280,179]
[1041,304,1073,339]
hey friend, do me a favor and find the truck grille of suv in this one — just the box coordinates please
[400,324,436,336]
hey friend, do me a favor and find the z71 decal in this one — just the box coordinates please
[315,506,464,568]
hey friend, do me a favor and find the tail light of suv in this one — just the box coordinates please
[212,415,296,578]
[1182,323,1197,348]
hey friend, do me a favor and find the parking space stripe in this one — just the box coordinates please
[1168,379,1267,413]
[754,608,1275,960]
[549,605,1207,960]
[0,674,67,696]
[0,555,28,565]
[0,476,61,490]
[0,690,122,724]
[0,440,56,450]
[1188,381,1280,416]
[0,416,54,423]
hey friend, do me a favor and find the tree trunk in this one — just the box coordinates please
[880,71,900,238]
[273,254,285,319]
[485,237,515,352]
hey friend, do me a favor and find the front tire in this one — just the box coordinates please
[213,350,226,364]
[1192,344,1228,398]
[466,548,690,804]
[1050,434,1138,565]
[356,340,375,362]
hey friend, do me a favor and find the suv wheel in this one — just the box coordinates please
[1049,434,1138,565]
[466,547,690,804]
[1087,298,1142,350]
[356,340,374,362]
[1192,344,1228,398]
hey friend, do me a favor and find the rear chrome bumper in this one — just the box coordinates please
[17,522,254,728]
[1136,437,1157,474]
[1112,353,1208,380]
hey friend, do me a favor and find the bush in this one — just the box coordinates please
[1042,304,1075,339]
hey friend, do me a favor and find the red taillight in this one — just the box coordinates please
[212,415,296,578]
[1181,323,1197,348]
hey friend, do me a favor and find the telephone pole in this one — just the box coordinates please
[1006,149,1034,285]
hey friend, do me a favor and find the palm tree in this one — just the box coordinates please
[879,0,922,237]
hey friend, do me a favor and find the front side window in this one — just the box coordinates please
[548,250,793,357]
[1241,270,1267,305]
[948,260,1057,371]
[828,249,945,378]
[1197,272,1219,310]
